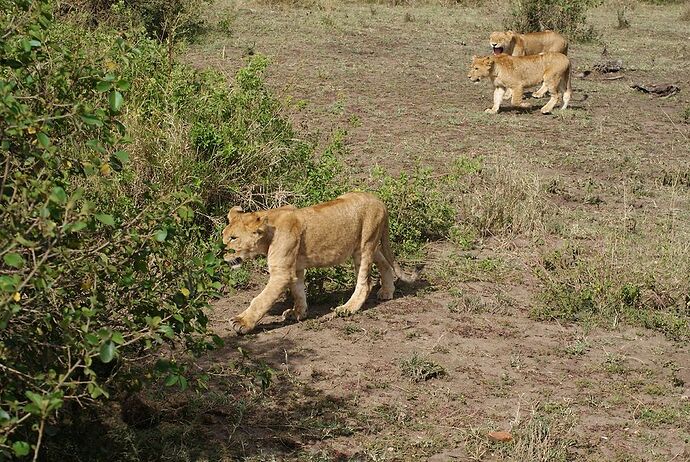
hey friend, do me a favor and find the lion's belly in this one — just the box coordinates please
[297,240,359,269]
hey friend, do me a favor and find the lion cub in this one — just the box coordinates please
[467,53,572,115]
[489,30,568,57]
[222,192,414,334]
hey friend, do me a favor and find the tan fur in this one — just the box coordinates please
[489,30,568,57]
[467,53,572,115]
[222,192,413,334]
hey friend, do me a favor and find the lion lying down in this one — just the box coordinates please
[467,52,572,115]
[222,192,415,334]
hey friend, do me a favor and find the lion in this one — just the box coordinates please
[222,192,415,334]
[467,52,572,115]
[489,30,568,57]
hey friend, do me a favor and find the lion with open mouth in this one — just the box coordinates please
[489,30,568,57]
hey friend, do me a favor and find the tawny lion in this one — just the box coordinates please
[489,30,568,57]
[222,192,415,334]
[467,53,572,114]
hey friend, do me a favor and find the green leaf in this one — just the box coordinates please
[115,79,131,91]
[109,90,123,112]
[67,221,88,233]
[111,332,125,345]
[95,214,115,227]
[158,324,174,339]
[164,374,179,387]
[80,114,104,127]
[12,441,30,457]
[86,139,106,154]
[37,131,50,148]
[99,341,116,363]
[114,150,129,164]
[96,80,111,92]
[49,186,67,204]
[154,228,167,242]
[3,252,24,268]
[15,235,38,248]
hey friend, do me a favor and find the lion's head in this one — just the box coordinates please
[467,56,494,82]
[222,207,269,268]
[489,31,515,55]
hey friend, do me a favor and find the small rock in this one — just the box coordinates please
[488,430,513,442]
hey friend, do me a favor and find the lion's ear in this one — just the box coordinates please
[255,215,269,235]
[227,206,243,222]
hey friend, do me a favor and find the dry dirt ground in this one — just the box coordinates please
[154,1,690,461]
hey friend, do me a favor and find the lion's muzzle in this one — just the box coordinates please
[224,254,243,269]
[492,46,504,55]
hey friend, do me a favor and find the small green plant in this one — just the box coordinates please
[564,337,591,356]
[400,353,446,382]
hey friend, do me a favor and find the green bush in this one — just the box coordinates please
[79,0,208,43]
[0,1,349,458]
[0,1,228,458]
[372,165,457,256]
[504,0,600,42]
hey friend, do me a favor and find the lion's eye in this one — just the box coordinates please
[230,236,237,241]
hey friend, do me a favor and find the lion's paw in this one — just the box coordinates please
[230,315,255,335]
[281,306,307,322]
[333,305,355,318]
[485,108,498,114]
[377,287,394,301]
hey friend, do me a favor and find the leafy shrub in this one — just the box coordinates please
[0,1,352,458]
[372,165,456,256]
[0,1,230,458]
[504,0,600,42]
[79,0,207,43]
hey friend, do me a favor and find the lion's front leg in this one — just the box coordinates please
[281,269,308,322]
[232,272,292,334]
[511,86,530,108]
[485,87,505,114]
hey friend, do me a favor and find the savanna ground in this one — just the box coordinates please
[114,1,690,460]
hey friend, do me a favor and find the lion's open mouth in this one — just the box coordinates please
[492,46,504,55]
[224,254,243,269]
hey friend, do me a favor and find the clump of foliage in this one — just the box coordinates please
[400,353,446,382]
[372,165,457,256]
[0,1,228,458]
[533,245,689,341]
[504,0,600,42]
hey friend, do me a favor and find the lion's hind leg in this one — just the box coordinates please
[539,75,561,114]
[333,250,375,317]
[374,249,396,301]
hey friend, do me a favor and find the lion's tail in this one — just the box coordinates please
[380,212,420,284]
